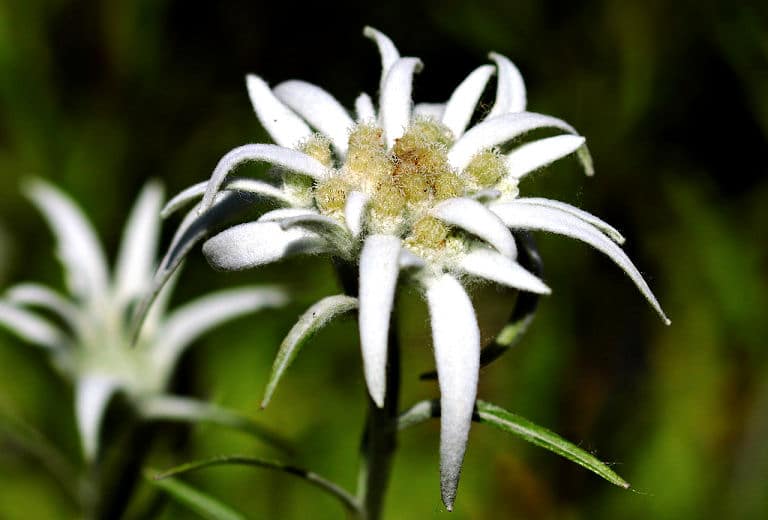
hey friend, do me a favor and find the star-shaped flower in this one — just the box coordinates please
[158,27,669,508]
[0,180,287,461]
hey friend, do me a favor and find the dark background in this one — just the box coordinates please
[0,0,766,518]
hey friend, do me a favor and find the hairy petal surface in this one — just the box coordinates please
[114,181,163,305]
[426,274,480,511]
[457,248,550,294]
[344,191,369,238]
[505,135,587,179]
[355,93,376,122]
[432,198,517,258]
[448,112,579,170]
[201,144,328,211]
[246,74,312,148]
[487,52,527,117]
[414,103,446,120]
[491,202,670,324]
[24,180,109,306]
[358,234,401,407]
[514,198,625,244]
[363,26,401,92]
[202,221,328,271]
[441,65,495,139]
[163,178,292,219]
[380,57,423,148]
[274,80,354,156]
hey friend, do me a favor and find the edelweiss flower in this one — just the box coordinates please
[0,180,287,461]
[159,27,669,508]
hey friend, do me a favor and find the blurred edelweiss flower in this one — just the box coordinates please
[160,27,669,509]
[0,180,287,461]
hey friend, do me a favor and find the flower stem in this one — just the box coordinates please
[334,260,401,520]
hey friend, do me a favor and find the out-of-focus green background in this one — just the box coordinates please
[1,1,766,518]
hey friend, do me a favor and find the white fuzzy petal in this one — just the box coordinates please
[76,375,119,461]
[202,221,328,271]
[487,52,527,117]
[0,301,67,350]
[457,248,550,294]
[258,207,318,222]
[201,144,328,211]
[245,74,313,148]
[163,178,292,219]
[399,249,426,270]
[441,65,495,138]
[414,102,446,120]
[154,287,287,378]
[5,283,80,329]
[344,191,369,238]
[355,93,377,122]
[448,112,578,170]
[363,26,401,92]
[114,181,163,305]
[380,57,423,148]
[274,80,354,156]
[431,198,517,257]
[358,234,401,408]
[514,198,625,244]
[425,274,480,511]
[491,202,670,324]
[24,180,109,306]
[505,135,586,180]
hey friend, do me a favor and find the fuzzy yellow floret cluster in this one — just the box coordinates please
[301,118,512,258]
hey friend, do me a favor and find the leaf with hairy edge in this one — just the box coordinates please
[136,395,293,453]
[476,401,630,489]
[262,295,358,408]
[154,456,360,515]
[147,471,246,520]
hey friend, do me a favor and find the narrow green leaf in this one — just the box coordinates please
[261,294,358,408]
[155,455,360,514]
[137,395,293,453]
[147,470,246,520]
[476,400,630,489]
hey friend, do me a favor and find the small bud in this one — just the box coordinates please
[465,149,507,188]
[300,135,334,167]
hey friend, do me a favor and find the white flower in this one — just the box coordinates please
[0,180,287,461]
[159,27,669,509]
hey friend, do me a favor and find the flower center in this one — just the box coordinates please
[303,118,515,259]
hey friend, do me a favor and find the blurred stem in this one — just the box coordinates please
[334,260,400,520]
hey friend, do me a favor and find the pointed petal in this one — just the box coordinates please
[425,274,480,511]
[380,57,423,148]
[363,26,401,92]
[448,112,579,170]
[358,234,401,407]
[457,248,550,294]
[202,221,329,271]
[162,178,292,219]
[114,181,164,305]
[431,198,517,257]
[201,144,328,211]
[262,295,358,408]
[514,198,625,244]
[154,287,287,377]
[0,301,67,350]
[491,202,670,324]
[245,74,312,148]
[355,93,376,122]
[505,135,586,180]
[274,80,354,156]
[24,179,109,306]
[5,283,80,329]
[414,103,446,120]
[441,65,495,138]
[487,52,527,117]
[131,193,253,339]
[258,207,318,222]
[344,191,369,238]
[76,375,119,461]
